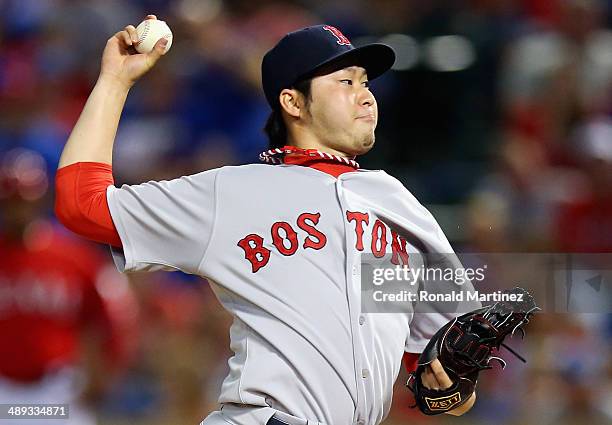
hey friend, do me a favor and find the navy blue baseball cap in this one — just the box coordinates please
[262,25,395,109]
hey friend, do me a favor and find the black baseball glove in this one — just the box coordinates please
[406,287,539,415]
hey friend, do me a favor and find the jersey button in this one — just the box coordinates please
[361,369,369,379]
[359,315,365,325]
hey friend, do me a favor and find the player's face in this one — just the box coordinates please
[304,66,377,156]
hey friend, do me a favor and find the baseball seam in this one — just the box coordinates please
[138,20,150,44]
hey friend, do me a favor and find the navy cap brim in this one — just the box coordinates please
[299,43,395,82]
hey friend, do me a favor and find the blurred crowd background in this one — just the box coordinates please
[1,0,611,424]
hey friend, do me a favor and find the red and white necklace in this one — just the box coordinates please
[259,146,360,169]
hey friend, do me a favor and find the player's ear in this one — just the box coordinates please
[279,89,302,119]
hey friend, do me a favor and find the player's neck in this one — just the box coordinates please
[260,145,359,178]
[290,132,354,158]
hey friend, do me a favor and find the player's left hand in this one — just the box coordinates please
[420,358,476,416]
[408,288,537,416]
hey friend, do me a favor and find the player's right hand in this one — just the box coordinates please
[99,15,167,89]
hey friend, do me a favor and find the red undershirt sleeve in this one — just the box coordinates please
[403,352,419,374]
[55,162,122,248]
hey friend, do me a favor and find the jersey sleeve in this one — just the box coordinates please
[405,309,452,353]
[106,169,219,274]
[404,260,482,353]
[403,202,482,353]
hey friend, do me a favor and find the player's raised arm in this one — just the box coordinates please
[55,16,171,248]
[58,15,169,168]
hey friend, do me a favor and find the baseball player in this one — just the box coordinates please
[55,16,479,425]
[0,149,138,424]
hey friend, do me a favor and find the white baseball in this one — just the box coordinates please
[135,19,173,54]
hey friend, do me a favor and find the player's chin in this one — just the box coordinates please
[352,134,375,156]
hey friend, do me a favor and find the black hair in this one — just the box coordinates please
[263,78,313,150]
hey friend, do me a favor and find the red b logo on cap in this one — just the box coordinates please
[323,25,351,46]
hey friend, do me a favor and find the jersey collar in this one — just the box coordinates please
[259,146,359,178]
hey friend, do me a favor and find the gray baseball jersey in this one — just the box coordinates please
[106,163,479,425]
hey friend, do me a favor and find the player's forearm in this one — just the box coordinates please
[58,75,130,168]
